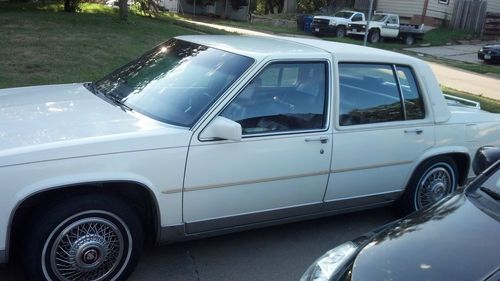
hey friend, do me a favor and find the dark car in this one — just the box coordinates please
[300,146,500,281]
[478,45,500,63]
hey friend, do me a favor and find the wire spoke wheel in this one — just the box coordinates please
[415,165,454,209]
[42,211,131,281]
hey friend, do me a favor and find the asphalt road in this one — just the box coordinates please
[0,207,398,281]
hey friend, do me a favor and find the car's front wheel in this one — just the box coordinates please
[368,29,380,43]
[399,156,458,214]
[336,26,346,38]
[23,194,143,281]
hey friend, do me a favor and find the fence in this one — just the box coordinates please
[354,0,377,12]
[483,12,500,39]
[450,0,487,33]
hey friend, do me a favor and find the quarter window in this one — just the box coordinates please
[395,66,425,120]
[221,62,328,135]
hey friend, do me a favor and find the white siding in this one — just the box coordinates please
[376,0,424,18]
[426,0,456,20]
[487,0,500,13]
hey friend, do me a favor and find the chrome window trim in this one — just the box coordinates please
[197,58,333,142]
[335,62,429,131]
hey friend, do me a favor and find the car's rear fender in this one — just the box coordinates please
[406,146,471,189]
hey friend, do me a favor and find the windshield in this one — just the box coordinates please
[372,14,388,22]
[480,168,500,198]
[334,11,354,19]
[94,39,254,127]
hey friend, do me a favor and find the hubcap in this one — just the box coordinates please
[47,216,125,281]
[416,166,454,209]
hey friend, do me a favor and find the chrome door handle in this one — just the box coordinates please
[404,129,423,135]
[305,136,329,144]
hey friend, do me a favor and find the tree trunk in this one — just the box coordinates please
[119,0,129,21]
[64,0,72,12]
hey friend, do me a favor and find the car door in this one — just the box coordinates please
[381,15,399,37]
[323,63,435,208]
[183,61,333,233]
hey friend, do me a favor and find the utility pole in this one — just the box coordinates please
[363,0,374,46]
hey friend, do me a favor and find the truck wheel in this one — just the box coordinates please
[336,26,346,38]
[404,35,415,45]
[23,194,143,281]
[368,29,380,43]
[398,156,458,214]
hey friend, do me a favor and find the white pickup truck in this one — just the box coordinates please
[347,13,425,45]
[1,35,499,281]
[311,10,365,37]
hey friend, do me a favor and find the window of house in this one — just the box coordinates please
[221,62,328,135]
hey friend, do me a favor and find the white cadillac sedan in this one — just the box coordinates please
[0,35,499,281]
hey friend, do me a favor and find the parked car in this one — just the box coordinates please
[347,13,424,45]
[1,35,499,281]
[478,44,500,63]
[311,11,365,38]
[300,146,500,281]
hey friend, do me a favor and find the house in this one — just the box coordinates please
[375,0,500,26]
[159,0,179,12]
[166,0,250,21]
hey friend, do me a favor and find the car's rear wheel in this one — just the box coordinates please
[404,34,415,45]
[23,194,143,281]
[398,156,458,214]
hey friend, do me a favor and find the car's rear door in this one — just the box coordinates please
[324,63,435,207]
[182,60,333,233]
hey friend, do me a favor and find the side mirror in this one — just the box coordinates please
[472,146,500,175]
[200,116,242,141]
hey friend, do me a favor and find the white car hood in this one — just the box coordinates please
[314,16,344,21]
[0,84,191,166]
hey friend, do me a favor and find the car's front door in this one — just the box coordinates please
[381,15,399,37]
[183,61,333,233]
[324,63,435,207]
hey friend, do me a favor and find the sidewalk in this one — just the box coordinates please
[181,18,500,101]
[428,62,500,101]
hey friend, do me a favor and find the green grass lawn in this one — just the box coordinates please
[442,87,500,113]
[1,4,498,112]
[0,4,213,89]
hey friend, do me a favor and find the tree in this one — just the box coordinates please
[119,0,128,21]
[63,0,80,12]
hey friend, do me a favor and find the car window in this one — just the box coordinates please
[95,39,254,127]
[387,16,398,24]
[352,14,363,21]
[334,11,354,19]
[396,66,425,120]
[482,168,500,193]
[339,63,403,126]
[221,62,328,135]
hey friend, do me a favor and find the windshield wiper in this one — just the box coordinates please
[84,82,99,95]
[480,186,500,201]
[107,94,133,111]
[85,82,132,112]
